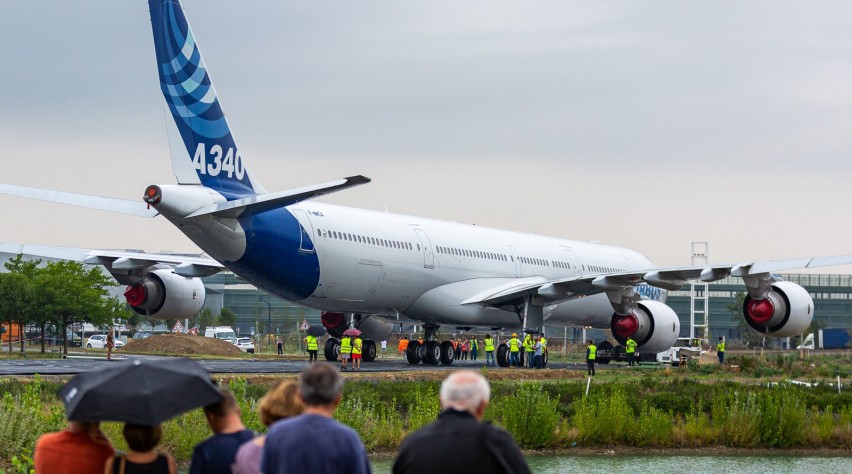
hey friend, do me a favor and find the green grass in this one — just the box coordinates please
[2,355,852,469]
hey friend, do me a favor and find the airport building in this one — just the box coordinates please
[2,249,850,343]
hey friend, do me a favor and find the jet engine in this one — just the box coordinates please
[742,281,813,337]
[123,269,205,321]
[321,312,395,342]
[610,300,681,353]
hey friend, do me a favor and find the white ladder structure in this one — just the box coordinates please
[690,242,710,342]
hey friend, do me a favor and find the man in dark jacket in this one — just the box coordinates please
[392,370,530,474]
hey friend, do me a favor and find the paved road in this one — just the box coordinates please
[0,355,606,376]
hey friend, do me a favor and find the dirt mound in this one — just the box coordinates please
[121,333,243,356]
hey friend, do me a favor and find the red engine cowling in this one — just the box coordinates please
[321,312,347,338]
[611,300,681,353]
[124,269,205,321]
[743,281,813,337]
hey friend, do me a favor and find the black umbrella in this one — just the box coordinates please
[58,358,222,425]
[306,325,327,337]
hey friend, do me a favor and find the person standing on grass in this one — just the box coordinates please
[625,336,637,367]
[103,423,177,474]
[261,364,371,474]
[190,388,255,474]
[340,335,352,370]
[392,371,530,474]
[35,421,115,474]
[352,336,363,370]
[232,380,304,474]
[586,339,596,376]
[484,334,495,367]
[716,336,725,365]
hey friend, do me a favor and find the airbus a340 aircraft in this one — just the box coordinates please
[2,0,850,366]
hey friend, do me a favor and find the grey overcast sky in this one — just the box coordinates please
[2,0,852,271]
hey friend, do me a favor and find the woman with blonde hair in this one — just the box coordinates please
[232,380,305,474]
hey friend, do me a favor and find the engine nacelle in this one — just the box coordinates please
[124,269,205,321]
[610,300,681,353]
[321,312,395,342]
[743,281,813,337]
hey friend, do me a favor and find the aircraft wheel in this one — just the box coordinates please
[406,341,422,365]
[423,341,440,365]
[362,340,377,362]
[439,341,455,365]
[87,343,92,349]
[496,344,510,367]
[597,340,613,364]
[324,338,340,361]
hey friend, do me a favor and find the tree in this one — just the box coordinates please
[219,307,237,327]
[36,260,121,355]
[197,308,215,331]
[0,273,33,353]
[726,291,760,347]
[3,255,41,352]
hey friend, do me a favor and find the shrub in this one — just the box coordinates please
[573,388,633,444]
[406,386,440,431]
[488,383,560,449]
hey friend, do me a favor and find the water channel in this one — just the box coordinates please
[371,454,852,473]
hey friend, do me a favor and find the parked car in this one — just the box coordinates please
[133,332,153,339]
[235,337,255,354]
[86,334,125,349]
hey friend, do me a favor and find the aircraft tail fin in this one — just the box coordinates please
[148,0,261,198]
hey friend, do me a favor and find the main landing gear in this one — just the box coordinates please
[406,325,454,366]
[324,337,377,362]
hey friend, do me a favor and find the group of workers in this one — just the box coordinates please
[505,332,547,369]
[337,334,364,371]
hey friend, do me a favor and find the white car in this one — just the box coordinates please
[86,334,125,349]
[235,337,255,354]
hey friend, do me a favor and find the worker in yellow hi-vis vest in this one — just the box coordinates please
[586,339,597,376]
[716,337,725,365]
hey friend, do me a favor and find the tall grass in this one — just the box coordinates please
[2,374,852,466]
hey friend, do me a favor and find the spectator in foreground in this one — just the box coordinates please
[392,370,530,474]
[103,423,177,474]
[261,364,371,474]
[34,421,115,474]
[190,388,255,474]
[232,380,304,474]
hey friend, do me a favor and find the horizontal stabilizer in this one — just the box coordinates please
[0,184,159,218]
[185,175,371,218]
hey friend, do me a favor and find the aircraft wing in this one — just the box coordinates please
[460,254,852,307]
[0,184,158,217]
[0,242,223,284]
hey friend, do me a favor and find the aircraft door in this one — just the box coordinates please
[291,209,316,253]
[413,228,434,269]
[508,245,520,277]
[563,248,580,276]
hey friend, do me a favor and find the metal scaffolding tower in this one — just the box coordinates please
[690,242,710,342]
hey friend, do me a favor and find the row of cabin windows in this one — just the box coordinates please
[519,256,549,266]
[553,261,571,269]
[317,228,416,251]
[586,265,623,274]
[436,246,507,262]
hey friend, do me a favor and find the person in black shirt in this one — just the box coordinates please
[189,388,255,474]
[392,371,530,474]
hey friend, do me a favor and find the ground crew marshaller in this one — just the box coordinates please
[716,336,725,365]
[523,333,534,368]
[484,334,495,367]
[586,339,596,376]
[508,333,521,367]
[625,336,637,367]
[305,334,319,363]
[339,335,352,371]
[470,337,478,360]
